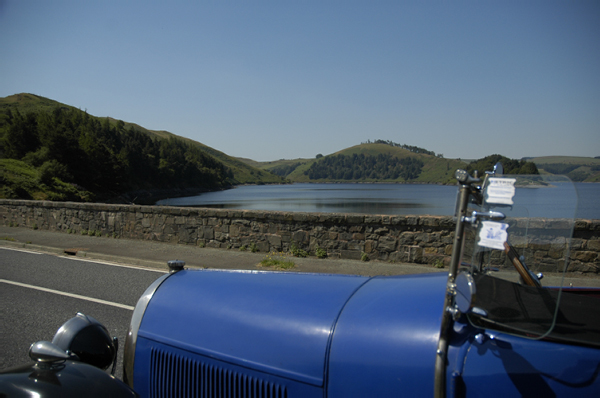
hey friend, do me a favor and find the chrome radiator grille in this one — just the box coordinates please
[150,347,288,398]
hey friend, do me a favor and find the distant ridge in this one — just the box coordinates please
[242,145,599,183]
[531,156,600,182]
[245,143,468,184]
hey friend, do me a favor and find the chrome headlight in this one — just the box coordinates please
[52,313,116,371]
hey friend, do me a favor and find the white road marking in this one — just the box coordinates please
[60,256,166,273]
[0,245,165,273]
[0,246,43,255]
[0,279,135,311]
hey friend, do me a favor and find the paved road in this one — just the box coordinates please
[0,247,164,377]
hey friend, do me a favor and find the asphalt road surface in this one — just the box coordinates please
[0,246,164,378]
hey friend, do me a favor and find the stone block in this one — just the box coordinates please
[292,230,309,244]
[414,233,430,243]
[340,250,362,260]
[397,245,423,263]
[268,235,282,250]
[215,224,229,233]
[405,216,418,226]
[178,227,196,244]
[289,212,306,222]
[587,239,600,251]
[573,251,598,263]
[347,241,363,251]
[200,226,214,240]
[346,215,363,224]
[364,216,382,224]
[568,261,600,273]
[268,224,278,234]
[420,217,440,227]
[339,232,353,241]
[257,241,270,252]
[570,238,584,250]
[444,245,453,256]
[214,232,227,242]
[548,248,565,259]
[229,225,240,237]
[378,237,397,252]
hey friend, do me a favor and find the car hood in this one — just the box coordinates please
[135,269,446,389]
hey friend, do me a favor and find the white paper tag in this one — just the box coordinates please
[485,178,516,205]
[478,221,509,250]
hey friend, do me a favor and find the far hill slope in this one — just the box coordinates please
[531,156,600,182]
[0,93,283,203]
[0,93,283,186]
[261,143,467,184]
[245,144,555,185]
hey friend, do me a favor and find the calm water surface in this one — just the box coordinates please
[156,182,599,219]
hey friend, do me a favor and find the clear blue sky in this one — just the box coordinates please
[1,1,598,161]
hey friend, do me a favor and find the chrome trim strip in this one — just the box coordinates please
[123,273,171,387]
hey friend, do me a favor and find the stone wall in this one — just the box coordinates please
[1,199,598,273]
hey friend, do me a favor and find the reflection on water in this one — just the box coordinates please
[157,183,460,216]
[200,200,428,212]
[156,182,599,219]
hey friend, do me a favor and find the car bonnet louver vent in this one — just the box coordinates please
[150,347,288,398]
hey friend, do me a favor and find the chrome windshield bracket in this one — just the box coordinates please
[462,210,506,225]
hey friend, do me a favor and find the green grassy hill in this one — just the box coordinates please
[0,93,78,115]
[0,93,283,202]
[247,143,467,184]
[1,158,93,201]
[101,119,283,185]
[1,94,283,186]
[531,156,600,182]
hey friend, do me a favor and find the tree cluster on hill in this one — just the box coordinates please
[0,107,233,201]
[540,163,581,175]
[361,139,442,157]
[466,155,538,175]
[304,153,424,181]
[540,163,600,182]
[269,162,302,177]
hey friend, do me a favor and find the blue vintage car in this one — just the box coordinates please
[3,167,599,397]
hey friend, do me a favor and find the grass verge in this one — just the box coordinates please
[259,251,296,270]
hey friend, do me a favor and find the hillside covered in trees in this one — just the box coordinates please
[254,141,542,184]
[531,156,600,182]
[466,154,538,176]
[261,142,466,183]
[0,94,282,202]
[305,153,424,180]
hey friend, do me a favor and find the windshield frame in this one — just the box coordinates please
[462,174,588,343]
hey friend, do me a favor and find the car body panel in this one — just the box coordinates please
[327,272,446,396]
[129,267,600,397]
[133,269,370,392]
[450,330,600,396]
[0,360,137,398]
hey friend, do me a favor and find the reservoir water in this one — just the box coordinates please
[156,182,599,220]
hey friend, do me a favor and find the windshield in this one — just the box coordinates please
[461,174,600,346]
